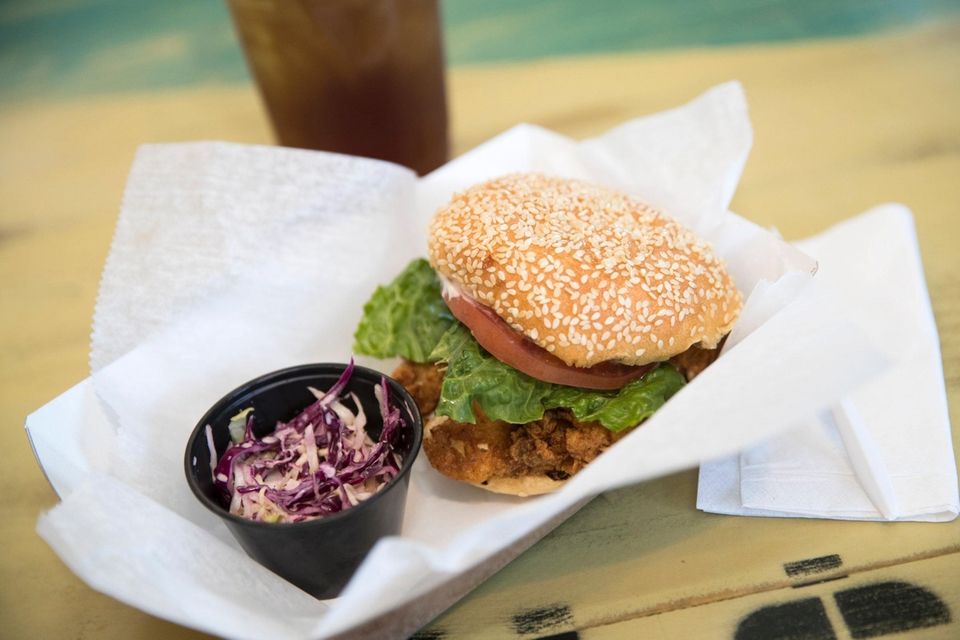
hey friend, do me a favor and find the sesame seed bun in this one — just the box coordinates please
[428,173,742,367]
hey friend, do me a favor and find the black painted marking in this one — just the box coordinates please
[735,597,836,640]
[834,581,951,638]
[533,632,579,640]
[512,604,573,635]
[409,630,446,640]
[790,574,849,590]
[784,554,843,577]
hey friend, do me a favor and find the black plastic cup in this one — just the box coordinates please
[184,363,422,599]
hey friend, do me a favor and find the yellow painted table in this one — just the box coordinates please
[2,22,959,639]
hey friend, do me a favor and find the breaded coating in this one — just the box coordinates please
[391,359,444,415]
[423,409,622,485]
[669,343,721,381]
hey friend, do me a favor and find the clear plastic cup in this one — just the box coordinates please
[227,0,449,175]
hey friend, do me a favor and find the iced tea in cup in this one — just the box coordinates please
[227,0,449,175]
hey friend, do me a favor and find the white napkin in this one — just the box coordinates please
[698,205,959,522]
[28,83,891,639]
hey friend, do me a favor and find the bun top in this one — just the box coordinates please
[427,174,742,367]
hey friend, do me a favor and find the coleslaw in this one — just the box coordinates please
[206,362,404,523]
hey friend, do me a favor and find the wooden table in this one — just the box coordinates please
[2,12,959,640]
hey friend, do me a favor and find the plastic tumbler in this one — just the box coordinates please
[227,0,449,175]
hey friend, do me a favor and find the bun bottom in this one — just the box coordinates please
[470,475,565,497]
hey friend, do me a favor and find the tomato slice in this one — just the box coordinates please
[442,290,654,390]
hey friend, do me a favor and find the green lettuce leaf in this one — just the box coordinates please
[353,258,455,362]
[430,323,686,431]
[430,323,553,424]
[543,366,686,431]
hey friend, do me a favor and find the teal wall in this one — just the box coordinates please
[1,0,957,101]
